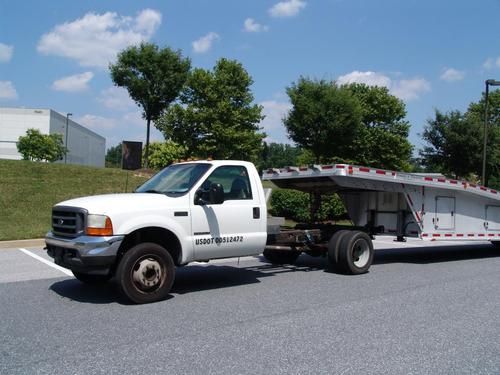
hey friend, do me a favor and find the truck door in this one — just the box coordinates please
[190,165,266,259]
[435,196,455,230]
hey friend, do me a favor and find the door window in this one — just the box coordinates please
[202,166,253,201]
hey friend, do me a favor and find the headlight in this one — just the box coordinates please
[86,214,113,236]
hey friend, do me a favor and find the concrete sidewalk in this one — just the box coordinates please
[0,239,45,249]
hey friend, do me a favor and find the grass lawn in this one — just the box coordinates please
[0,160,150,241]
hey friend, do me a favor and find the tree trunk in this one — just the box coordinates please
[144,117,151,169]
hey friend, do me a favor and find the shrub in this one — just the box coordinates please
[17,128,67,162]
[144,141,186,170]
[270,189,346,222]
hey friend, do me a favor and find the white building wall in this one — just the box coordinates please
[0,108,50,160]
[49,110,105,167]
[0,107,105,167]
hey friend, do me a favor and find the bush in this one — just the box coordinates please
[144,141,186,170]
[270,189,346,222]
[17,128,67,162]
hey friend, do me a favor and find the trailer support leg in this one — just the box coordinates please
[394,210,407,242]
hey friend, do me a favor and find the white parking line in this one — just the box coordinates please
[18,248,73,277]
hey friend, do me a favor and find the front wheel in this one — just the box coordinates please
[72,271,112,285]
[337,231,374,275]
[116,242,175,304]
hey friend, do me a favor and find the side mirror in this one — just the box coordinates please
[195,183,224,205]
[209,183,224,204]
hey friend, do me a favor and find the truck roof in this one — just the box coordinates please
[175,160,256,168]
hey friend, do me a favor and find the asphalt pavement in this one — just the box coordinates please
[0,238,499,374]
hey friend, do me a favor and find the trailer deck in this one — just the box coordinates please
[263,164,500,242]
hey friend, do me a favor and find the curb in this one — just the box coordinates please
[0,239,45,249]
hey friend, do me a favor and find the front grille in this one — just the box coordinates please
[52,206,87,237]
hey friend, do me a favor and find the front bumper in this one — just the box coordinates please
[45,232,124,274]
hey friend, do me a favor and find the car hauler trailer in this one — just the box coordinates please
[45,160,500,303]
[262,163,500,274]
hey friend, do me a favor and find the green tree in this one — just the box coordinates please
[110,43,191,168]
[157,58,265,161]
[259,142,302,169]
[284,78,362,163]
[143,141,186,170]
[467,89,500,186]
[345,83,413,171]
[420,90,500,186]
[105,143,122,168]
[17,128,66,162]
[420,110,481,179]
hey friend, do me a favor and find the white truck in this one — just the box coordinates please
[45,160,500,303]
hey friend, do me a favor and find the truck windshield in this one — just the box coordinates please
[136,163,211,196]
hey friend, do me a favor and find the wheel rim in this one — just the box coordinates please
[352,239,370,268]
[131,256,165,293]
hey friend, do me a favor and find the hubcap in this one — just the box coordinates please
[132,257,164,291]
[352,239,370,268]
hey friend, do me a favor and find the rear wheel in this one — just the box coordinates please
[263,248,300,265]
[72,271,112,284]
[116,242,175,304]
[337,231,374,274]
[326,230,351,271]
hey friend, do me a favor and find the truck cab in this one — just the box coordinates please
[46,160,267,303]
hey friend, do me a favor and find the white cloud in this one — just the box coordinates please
[37,9,161,68]
[192,32,219,54]
[51,72,94,92]
[259,100,292,144]
[440,68,465,82]
[337,71,392,88]
[0,43,13,62]
[0,81,18,100]
[391,79,431,101]
[483,57,500,70]
[76,114,118,130]
[75,111,162,148]
[122,111,145,127]
[134,8,162,35]
[98,86,136,111]
[243,18,269,33]
[269,0,306,18]
[337,70,431,101]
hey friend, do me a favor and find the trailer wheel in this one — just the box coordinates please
[337,231,374,275]
[263,248,300,265]
[326,230,351,271]
[116,242,175,304]
[72,271,112,284]
[491,241,500,249]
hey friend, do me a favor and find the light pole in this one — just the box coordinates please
[65,113,72,164]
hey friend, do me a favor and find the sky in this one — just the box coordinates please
[1,0,499,153]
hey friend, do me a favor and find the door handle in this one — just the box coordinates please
[253,207,260,219]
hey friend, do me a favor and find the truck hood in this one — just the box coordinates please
[56,193,187,216]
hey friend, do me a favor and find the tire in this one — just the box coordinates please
[337,231,374,275]
[263,248,300,265]
[116,242,175,304]
[72,271,112,285]
[491,241,500,249]
[326,230,351,271]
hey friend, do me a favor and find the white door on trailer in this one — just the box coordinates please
[486,205,500,231]
[435,196,455,230]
